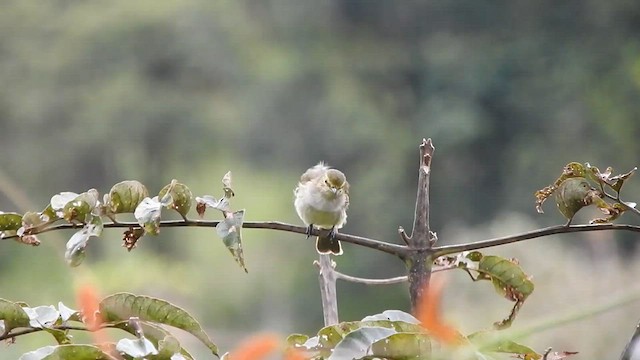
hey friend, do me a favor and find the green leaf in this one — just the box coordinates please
[43,327,72,345]
[18,344,116,360]
[328,326,396,360]
[134,196,163,235]
[468,331,540,359]
[370,332,431,359]
[159,180,193,219]
[104,180,150,215]
[99,293,218,356]
[0,212,22,231]
[286,334,309,347]
[216,210,247,272]
[56,189,100,223]
[0,298,30,333]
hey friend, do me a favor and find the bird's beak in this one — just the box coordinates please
[330,187,338,195]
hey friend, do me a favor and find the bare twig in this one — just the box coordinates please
[335,271,408,285]
[315,255,339,326]
[406,138,437,312]
[398,226,411,246]
[432,223,640,257]
[1,220,408,257]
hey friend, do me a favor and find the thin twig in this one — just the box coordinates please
[433,223,640,257]
[620,319,640,360]
[398,226,411,246]
[334,271,408,285]
[0,324,90,341]
[1,220,408,257]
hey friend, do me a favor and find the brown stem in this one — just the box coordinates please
[406,138,437,312]
[315,255,339,326]
[432,223,640,257]
[2,220,408,257]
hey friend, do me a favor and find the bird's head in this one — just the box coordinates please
[323,169,348,196]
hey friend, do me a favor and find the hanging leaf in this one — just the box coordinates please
[216,210,247,272]
[159,180,193,219]
[64,215,104,267]
[134,196,163,235]
[475,255,534,329]
[99,293,218,356]
[104,180,149,216]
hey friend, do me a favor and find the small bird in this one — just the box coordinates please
[294,162,349,255]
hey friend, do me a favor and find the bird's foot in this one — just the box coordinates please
[306,224,314,239]
[328,226,337,240]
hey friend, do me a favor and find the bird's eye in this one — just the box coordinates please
[325,180,330,186]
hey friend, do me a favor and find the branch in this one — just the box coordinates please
[0,324,89,341]
[334,271,408,285]
[432,223,640,257]
[2,220,408,257]
[315,255,339,326]
[409,138,435,245]
[406,138,437,313]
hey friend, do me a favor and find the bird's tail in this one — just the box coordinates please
[316,234,343,255]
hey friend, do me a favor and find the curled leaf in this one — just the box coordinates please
[159,180,193,219]
[64,215,103,267]
[104,180,149,216]
[216,210,247,272]
[60,189,100,223]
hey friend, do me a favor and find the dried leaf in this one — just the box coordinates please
[216,210,247,272]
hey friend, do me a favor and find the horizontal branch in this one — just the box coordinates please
[0,324,88,341]
[432,223,640,257]
[334,271,408,285]
[2,220,408,257]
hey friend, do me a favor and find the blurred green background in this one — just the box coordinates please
[2,0,640,358]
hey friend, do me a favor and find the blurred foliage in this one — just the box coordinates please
[1,0,640,358]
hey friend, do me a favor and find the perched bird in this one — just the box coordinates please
[555,177,599,225]
[294,162,349,255]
